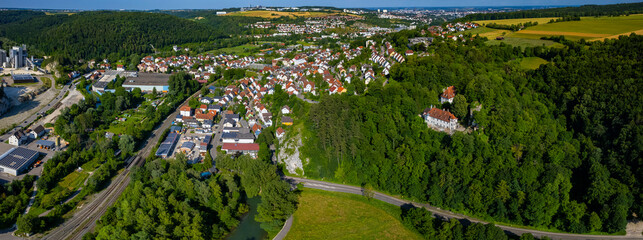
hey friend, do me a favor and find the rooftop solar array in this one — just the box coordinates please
[12,74,35,81]
[0,147,39,170]
[155,133,180,157]
[203,135,212,144]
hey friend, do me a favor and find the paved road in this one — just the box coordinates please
[0,78,75,141]
[209,112,226,160]
[43,86,209,240]
[285,177,643,240]
[273,215,293,240]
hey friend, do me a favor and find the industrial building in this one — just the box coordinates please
[122,73,170,92]
[91,70,137,93]
[11,74,35,84]
[0,50,6,68]
[155,132,180,158]
[0,147,40,176]
[8,45,28,68]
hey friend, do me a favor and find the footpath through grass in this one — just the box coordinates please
[285,188,422,240]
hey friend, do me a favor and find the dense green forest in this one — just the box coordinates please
[216,154,299,233]
[0,11,222,60]
[459,2,643,20]
[0,175,36,229]
[403,207,515,240]
[0,10,45,24]
[81,153,297,239]
[86,155,246,239]
[299,35,641,233]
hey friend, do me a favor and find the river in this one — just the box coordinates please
[226,196,268,240]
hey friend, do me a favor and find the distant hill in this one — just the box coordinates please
[459,2,643,21]
[164,10,262,35]
[0,10,46,24]
[0,11,222,60]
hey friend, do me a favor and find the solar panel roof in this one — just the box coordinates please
[0,147,39,170]
[12,74,35,81]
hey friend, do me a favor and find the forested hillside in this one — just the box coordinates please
[90,156,246,239]
[165,10,263,35]
[460,2,643,20]
[300,35,641,233]
[0,11,221,60]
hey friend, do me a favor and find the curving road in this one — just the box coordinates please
[284,176,643,240]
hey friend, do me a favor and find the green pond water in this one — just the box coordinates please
[226,196,268,240]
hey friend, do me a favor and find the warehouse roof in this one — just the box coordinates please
[123,73,170,86]
[0,147,40,170]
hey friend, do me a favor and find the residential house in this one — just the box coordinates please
[423,107,458,130]
[29,125,45,139]
[276,127,285,139]
[282,116,294,126]
[180,105,192,117]
[440,86,455,103]
[8,130,28,146]
[221,143,260,158]
[281,105,291,115]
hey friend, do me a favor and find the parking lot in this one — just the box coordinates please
[167,126,214,163]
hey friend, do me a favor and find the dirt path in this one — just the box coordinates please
[590,29,643,41]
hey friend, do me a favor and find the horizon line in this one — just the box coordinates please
[0,4,588,11]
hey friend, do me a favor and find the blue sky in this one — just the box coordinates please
[1,0,639,10]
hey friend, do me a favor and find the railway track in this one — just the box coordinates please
[42,82,212,240]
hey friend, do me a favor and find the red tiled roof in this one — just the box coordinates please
[195,113,214,121]
[441,86,455,99]
[428,108,457,122]
[180,105,191,111]
[222,143,260,151]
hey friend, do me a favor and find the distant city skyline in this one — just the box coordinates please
[0,0,640,10]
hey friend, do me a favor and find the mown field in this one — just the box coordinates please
[205,43,261,56]
[474,17,558,25]
[472,14,643,47]
[226,10,355,19]
[517,57,549,70]
[512,14,643,41]
[285,188,422,240]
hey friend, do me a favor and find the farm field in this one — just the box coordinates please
[226,10,355,19]
[464,26,506,38]
[478,14,643,46]
[285,188,422,240]
[485,36,564,48]
[474,17,558,25]
[206,44,261,56]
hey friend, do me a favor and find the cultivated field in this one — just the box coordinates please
[475,14,643,46]
[226,10,355,19]
[285,188,422,240]
[474,17,558,25]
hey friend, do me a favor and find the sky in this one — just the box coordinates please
[0,0,640,10]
